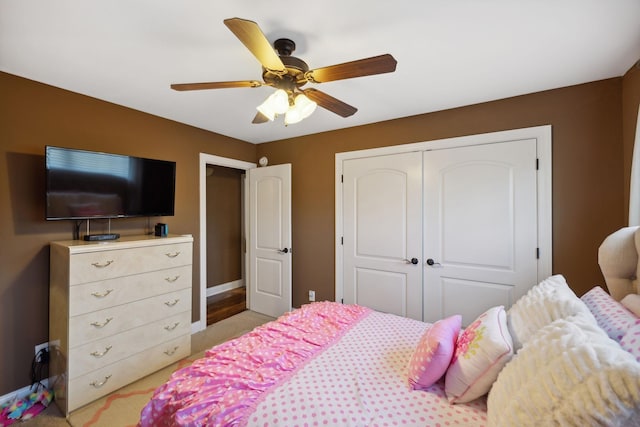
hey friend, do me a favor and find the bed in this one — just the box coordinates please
[139,228,640,427]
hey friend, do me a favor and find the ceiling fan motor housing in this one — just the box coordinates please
[262,38,310,91]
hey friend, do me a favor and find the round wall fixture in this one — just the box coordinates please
[259,156,268,167]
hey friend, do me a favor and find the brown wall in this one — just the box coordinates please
[2,68,638,396]
[258,78,628,308]
[206,166,243,287]
[0,71,256,394]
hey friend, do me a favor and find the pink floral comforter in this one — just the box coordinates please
[138,302,370,426]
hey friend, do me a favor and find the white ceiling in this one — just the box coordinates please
[2,1,640,144]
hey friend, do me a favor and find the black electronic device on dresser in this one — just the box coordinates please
[83,233,120,241]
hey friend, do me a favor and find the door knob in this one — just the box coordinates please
[426,258,442,267]
[404,257,419,265]
[278,248,289,254]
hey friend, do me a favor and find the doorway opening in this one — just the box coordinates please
[204,164,246,325]
[196,154,256,333]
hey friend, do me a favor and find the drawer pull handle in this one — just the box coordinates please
[91,289,114,298]
[164,299,180,307]
[90,317,113,328]
[164,322,180,331]
[91,260,114,268]
[90,345,113,358]
[165,276,180,283]
[89,375,112,388]
[164,346,179,356]
[165,251,181,258]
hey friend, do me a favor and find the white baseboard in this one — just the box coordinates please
[191,320,205,334]
[0,379,49,407]
[206,280,244,298]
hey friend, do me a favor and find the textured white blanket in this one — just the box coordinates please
[488,316,640,427]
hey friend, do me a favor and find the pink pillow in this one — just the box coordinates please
[445,306,513,403]
[407,315,462,390]
[620,323,640,362]
[581,286,640,342]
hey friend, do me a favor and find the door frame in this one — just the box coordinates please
[194,153,256,333]
[335,125,553,304]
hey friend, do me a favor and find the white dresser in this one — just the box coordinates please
[49,234,193,415]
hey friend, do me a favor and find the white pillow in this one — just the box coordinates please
[507,274,594,350]
[445,306,513,403]
[487,316,640,427]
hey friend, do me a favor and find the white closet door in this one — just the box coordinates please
[423,139,538,325]
[342,152,423,320]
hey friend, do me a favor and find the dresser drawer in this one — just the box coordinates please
[69,287,191,346]
[67,334,191,411]
[69,242,192,285]
[69,310,190,379]
[69,265,191,316]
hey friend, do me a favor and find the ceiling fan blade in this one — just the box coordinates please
[306,54,397,83]
[224,18,286,72]
[302,88,357,118]
[171,80,262,91]
[252,111,270,124]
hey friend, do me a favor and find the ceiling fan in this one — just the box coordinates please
[170,18,398,125]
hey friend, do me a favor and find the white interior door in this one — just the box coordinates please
[247,164,292,318]
[423,139,538,325]
[342,152,423,320]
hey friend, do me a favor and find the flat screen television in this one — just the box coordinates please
[45,146,176,220]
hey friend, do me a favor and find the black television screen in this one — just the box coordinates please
[45,146,176,220]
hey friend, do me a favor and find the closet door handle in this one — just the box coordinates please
[404,258,419,265]
[278,248,290,254]
[426,258,442,267]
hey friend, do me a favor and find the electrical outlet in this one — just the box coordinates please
[35,342,49,356]
[308,290,316,302]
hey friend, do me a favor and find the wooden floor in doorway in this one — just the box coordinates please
[206,287,247,326]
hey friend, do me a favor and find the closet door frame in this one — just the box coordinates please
[335,125,552,305]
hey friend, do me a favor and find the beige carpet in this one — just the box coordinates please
[21,310,274,427]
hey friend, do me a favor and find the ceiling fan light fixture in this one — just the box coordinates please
[284,94,317,125]
[294,94,317,119]
[256,89,289,120]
